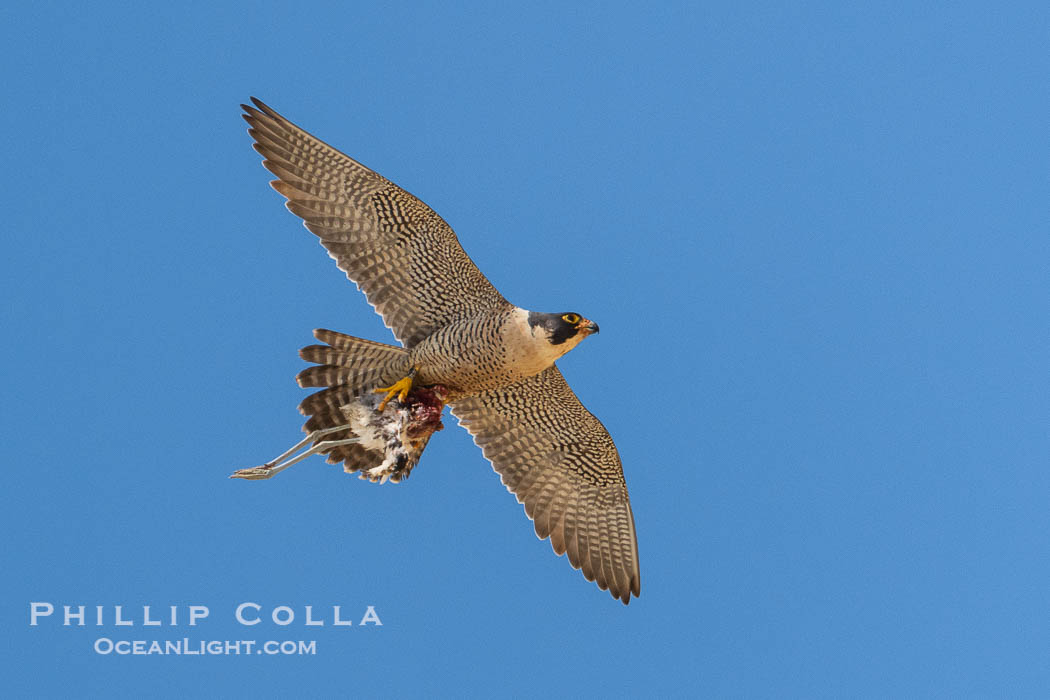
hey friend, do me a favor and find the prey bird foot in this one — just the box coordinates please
[229,464,278,480]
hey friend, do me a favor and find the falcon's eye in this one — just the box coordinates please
[562,313,581,324]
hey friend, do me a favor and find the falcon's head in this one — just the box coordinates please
[528,311,600,348]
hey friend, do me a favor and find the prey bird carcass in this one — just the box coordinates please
[231,369,449,484]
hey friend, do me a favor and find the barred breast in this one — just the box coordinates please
[410,307,565,399]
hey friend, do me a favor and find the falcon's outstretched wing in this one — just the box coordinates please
[242,97,508,347]
[451,366,641,604]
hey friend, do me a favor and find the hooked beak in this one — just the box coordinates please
[576,318,599,335]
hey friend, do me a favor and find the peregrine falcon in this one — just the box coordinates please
[232,98,640,604]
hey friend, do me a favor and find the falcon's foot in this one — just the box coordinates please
[374,367,418,412]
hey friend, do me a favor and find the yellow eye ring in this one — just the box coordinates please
[562,313,580,324]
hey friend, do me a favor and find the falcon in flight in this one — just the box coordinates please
[233,98,640,604]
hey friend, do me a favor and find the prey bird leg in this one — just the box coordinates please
[230,426,358,480]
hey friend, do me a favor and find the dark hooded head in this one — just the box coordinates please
[527,311,600,346]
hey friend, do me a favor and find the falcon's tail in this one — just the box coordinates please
[295,329,412,472]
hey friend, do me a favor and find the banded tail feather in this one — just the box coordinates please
[296,329,412,476]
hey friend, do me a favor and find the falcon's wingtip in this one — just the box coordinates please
[241,97,281,125]
[249,95,269,111]
[612,577,640,605]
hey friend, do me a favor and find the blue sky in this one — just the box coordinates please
[4,2,1048,697]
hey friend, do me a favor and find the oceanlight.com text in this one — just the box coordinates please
[94,638,317,656]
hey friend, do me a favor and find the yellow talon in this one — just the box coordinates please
[374,369,417,412]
